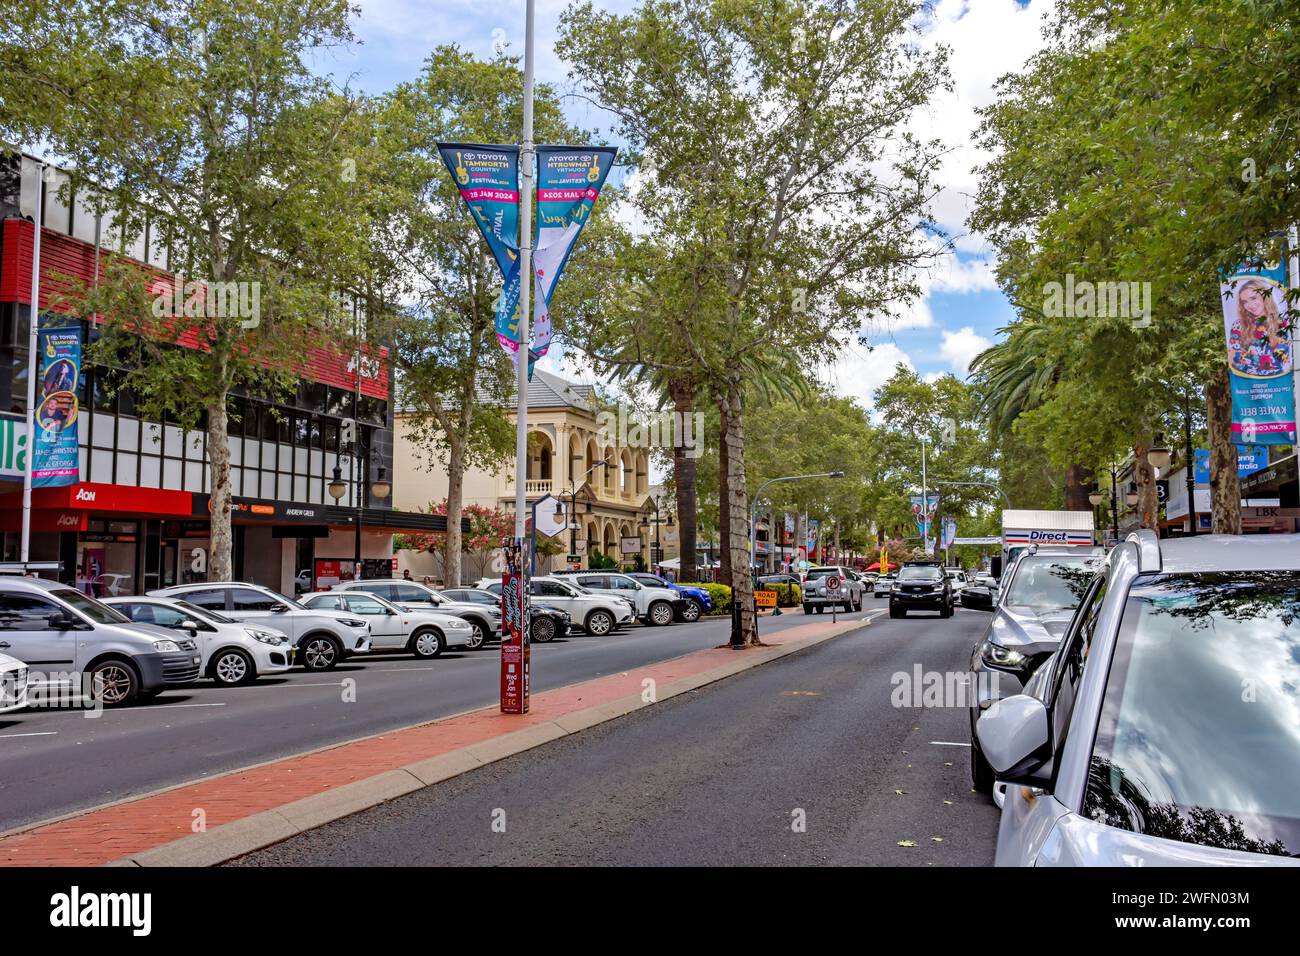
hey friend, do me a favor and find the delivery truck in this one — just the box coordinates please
[997,509,1096,576]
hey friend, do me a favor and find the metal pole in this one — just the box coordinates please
[1290,224,1299,475]
[1184,392,1197,536]
[513,0,535,546]
[1110,465,1119,539]
[921,436,929,552]
[21,162,45,564]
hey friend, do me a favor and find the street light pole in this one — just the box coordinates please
[1184,392,1197,536]
[513,0,535,548]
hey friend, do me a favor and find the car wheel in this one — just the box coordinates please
[802,604,812,615]
[815,605,824,614]
[410,628,444,659]
[90,660,138,706]
[971,740,995,793]
[584,609,614,636]
[300,635,341,671]
[853,595,863,611]
[889,606,904,619]
[648,601,674,626]
[940,604,953,619]
[212,648,256,686]
[464,620,488,650]
[679,600,703,623]
[532,616,557,643]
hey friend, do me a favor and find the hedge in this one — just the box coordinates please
[761,582,803,607]
[698,582,732,614]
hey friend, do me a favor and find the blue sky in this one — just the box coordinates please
[324,0,1046,408]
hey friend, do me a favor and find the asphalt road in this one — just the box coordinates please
[0,606,861,832]
[234,604,1000,866]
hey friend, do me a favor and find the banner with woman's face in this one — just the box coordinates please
[1220,255,1296,445]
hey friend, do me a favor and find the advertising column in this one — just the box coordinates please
[499,562,530,714]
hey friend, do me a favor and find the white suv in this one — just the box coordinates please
[554,571,686,626]
[149,582,371,671]
[520,577,635,636]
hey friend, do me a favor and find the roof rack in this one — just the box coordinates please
[0,561,64,575]
[1125,529,1162,573]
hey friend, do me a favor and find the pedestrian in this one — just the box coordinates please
[402,569,413,581]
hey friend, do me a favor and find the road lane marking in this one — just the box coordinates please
[0,731,58,739]
[929,741,971,747]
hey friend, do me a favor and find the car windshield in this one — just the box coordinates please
[898,567,942,582]
[176,600,235,624]
[805,568,837,579]
[50,588,131,625]
[1002,556,1100,609]
[1084,571,1300,856]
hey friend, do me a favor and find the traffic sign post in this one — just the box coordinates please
[826,573,841,623]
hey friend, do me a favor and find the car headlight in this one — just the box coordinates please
[153,640,180,652]
[981,640,1028,671]
[448,619,471,629]
[245,628,287,645]
[339,618,367,629]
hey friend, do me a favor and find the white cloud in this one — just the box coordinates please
[938,325,993,376]
[822,341,915,414]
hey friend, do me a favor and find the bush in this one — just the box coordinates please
[763,582,802,607]
[699,582,732,614]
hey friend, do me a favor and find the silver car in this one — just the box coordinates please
[979,530,1300,866]
[332,580,501,649]
[0,577,202,706]
[300,590,474,658]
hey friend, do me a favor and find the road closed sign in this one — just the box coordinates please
[754,589,778,608]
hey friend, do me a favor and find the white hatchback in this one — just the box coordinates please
[105,596,295,686]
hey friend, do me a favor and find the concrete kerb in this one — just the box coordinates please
[113,613,877,866]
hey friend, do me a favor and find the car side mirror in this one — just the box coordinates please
[48,610,81,630]
[963,588,995,611]
[180,619,200,635]
[976,694,1052,785]
[269,603,288,613]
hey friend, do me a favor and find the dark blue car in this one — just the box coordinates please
[628,573,712,622]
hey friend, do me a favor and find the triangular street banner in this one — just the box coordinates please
[436,143,522,356]
[529,145,618,377]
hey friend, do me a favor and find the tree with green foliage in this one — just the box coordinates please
[558,0,949,644]
[1,0,385,578]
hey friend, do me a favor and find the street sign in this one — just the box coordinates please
[825,574,841,594]
[754,589,778,608]
[533,494,566,538]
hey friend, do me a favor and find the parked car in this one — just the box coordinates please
[965,546,1108,791]
[873,572,896,598]
[300,590,473,658]
[980,531,1300,866]
[521,577,636,636]
[1,577,201,705]
[889,564,954,618]
[441,588,571,643]
[332,579,501,650]
[149,582,371,671]
[0,651,29,715]
[626,572,713,622]
[801,566,866,613]
[105,595,294,685]
[554,571,688,626]
[944,567,970,594]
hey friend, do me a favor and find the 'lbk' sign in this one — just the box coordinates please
[500,573,530,714]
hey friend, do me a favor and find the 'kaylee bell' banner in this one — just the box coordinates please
[529,146,617,374]
[435,143,522,356]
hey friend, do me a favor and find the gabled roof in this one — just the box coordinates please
[488,367,599,413]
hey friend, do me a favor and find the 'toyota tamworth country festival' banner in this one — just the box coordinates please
[530,146,617,371]
[909,493,938,538]
[1220,249,1297,445]
[436,142,617,378]
[34,326,82,488]
[435,143,521,356]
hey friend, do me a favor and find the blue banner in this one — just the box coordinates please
[436,143,521,357]
[1193,446,1266,485]
[33,327,81,487]
[1220,251,1296,444]
[530,146,617,375]
[909,493,939,538]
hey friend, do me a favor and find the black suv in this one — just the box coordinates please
[888,564,954,618]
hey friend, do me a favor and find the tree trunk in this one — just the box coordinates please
[443,432,465,587]
[1133,434,1159,531]
[1063,464,1093,511]
[668,375,698,583]
[1206,365,1242,534]
[720,375,757,645]
[206,391,233,582]
[717,393,732,586]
